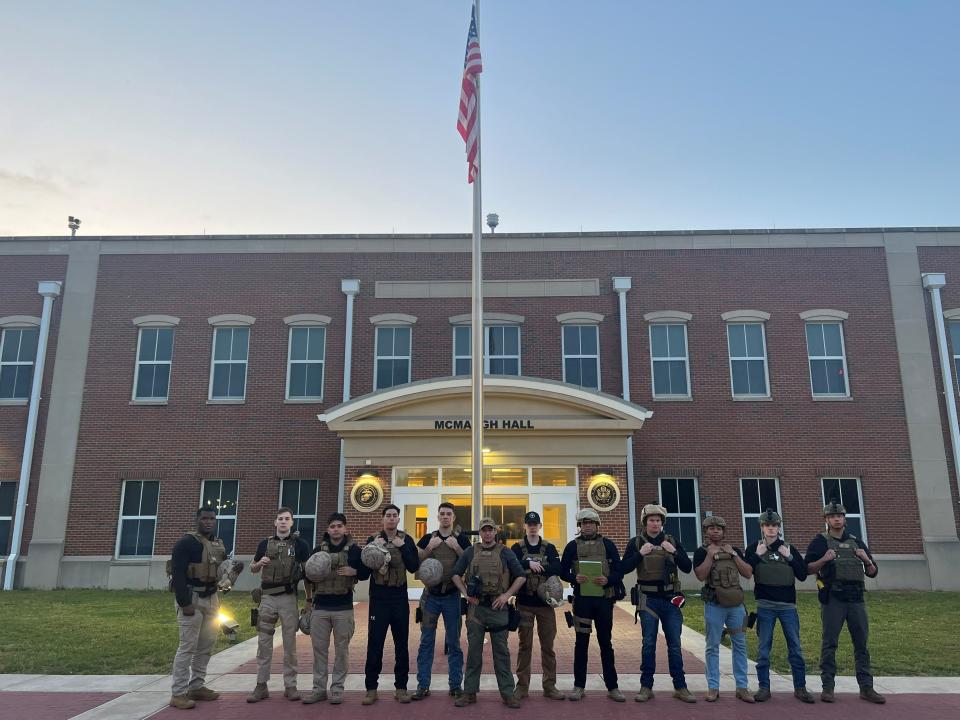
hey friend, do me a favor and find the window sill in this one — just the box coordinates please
[111,557,154,564]
[812,395,853,402]
[207,398,246,405]
[0,398,29,406]
[732,395,772,402]
[284,398,324,404]
[129,400,168,406]
[653,396,693,402]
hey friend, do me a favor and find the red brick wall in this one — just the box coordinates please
[0,254,67,553]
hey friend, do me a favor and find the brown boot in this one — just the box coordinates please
[362,690,378,705]
[705,689,720,702]
[454,693,477,707]
[187,687,220,702]
[673,688,696,703]
[514,686,528,699]
[543,686,566,701]
[860,687,886,704]
[284,687,302,701]
[302,690,327,704]
[169,695,196,710]
[820,689,835,703]
[736,688,756,703]
[503,694,522,708]
[246,684,269,703]
[755,687,772,703]
[395,689,412,703]
[794,687,815,704]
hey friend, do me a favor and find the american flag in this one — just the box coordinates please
[457,4,483,183]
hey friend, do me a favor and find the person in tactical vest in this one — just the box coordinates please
[247,507,311,703]
[413,501,471,700]
[510,510,565,701]
[744,509,814,703]
[621,503,696,703]
[559,507,626,703]
[805,501,884,704]
[451,517,527,708]
[358,503,420,705]
[693,515,754,703]
[169,506,242,710]
[302,512,363,705]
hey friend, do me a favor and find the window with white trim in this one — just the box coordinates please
[280,479,319,544]
[286,326,325,400]
[650,324,689,398]
[452,325,521,376]
[0,328,39,400]
[209,327,249,400]
[821,477,867,543]
[739,477,781,546]
[562,325,599,389]
[658,477,700,549]
[375,326,411,390]
[727,323,769,397]
[0,481,15,555]
[133,328,174,401]
[201,479,239,554]
[948,322,960,392]
[805,322,849,396]
[116,480,160,557]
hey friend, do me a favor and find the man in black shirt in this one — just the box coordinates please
[358,503,420,705]
[302,512,363,705]
[510,511,564,700]
[805,501,884,704]
[744,509,813,703]
[413,502,470,700]
[247,507,311,703]
[621,503,695,703]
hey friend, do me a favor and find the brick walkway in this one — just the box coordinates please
[235,602,704,676]
[0,692,121,720]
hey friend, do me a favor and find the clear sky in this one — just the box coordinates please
[1,1,957,237]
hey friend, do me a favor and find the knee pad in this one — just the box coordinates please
[573,616,593,635]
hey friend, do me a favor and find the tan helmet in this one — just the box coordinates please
[823,501,847,516]
[576,508,601,525]
[758,508,782,525]
[304,551,333,582]
[641,503,668,525]
[537,575,564,608]
[701,515,726,529]
[416,558,444,588]
[298,607,312,635]
[361,543,390,572]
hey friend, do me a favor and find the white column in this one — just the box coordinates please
[337,279,360,513]
[613,276,637,538]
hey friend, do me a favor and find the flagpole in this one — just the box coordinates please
[470,0,484,531]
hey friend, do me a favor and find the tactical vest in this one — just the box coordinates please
[520,537,549,596]
[821,533,865,585]
[371,531,408,587]
[313,536,358,596]
[260,535,301,593]
[635,533,679,593]
[426,530,461,592]
[703,549,744,607]
[185,532,227,585]
[576,534,614,599]
[754,547,796,587]
[469,542,511,596]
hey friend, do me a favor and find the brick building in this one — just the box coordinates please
[1,228,959,591]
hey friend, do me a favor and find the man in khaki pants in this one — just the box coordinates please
[169,507,242,709]
[302,513,363,704]
[247,507,311,703]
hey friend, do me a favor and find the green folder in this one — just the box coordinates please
[578,560,604,597]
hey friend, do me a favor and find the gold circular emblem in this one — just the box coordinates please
[351,478,383,513]
[587,476,621,512]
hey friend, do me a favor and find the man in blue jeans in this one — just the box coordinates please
[744,509,814,703]
[412,502,471,700]
[621,503,696,703]
[693,515,755,703]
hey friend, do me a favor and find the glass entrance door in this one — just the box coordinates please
[482,495,529,544]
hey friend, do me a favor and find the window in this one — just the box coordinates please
[0,482,15,555]
[658,478,700,549]
[375,326,411,390]
[116,480,159,557]
[209,327,249,400]
[452,325,521,376]
[727,323,769,397]
[739,477,781,546]
[286,326,325,400]
[201,480,239,554]
[0,328,39,400]
[562,325,600,389]
[949,322,960,391]
[650,324,690,398]
[822,478,867,542]
[280,479,318,544]
[133,328,174,401]
[805,322,849,396]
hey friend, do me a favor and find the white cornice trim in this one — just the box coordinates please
[369,313,417,326]
[556,311,604,324]
[284,313,332,326]
[799,309,848,322]
[721,310,771,323]
[208,314,256,326]
[449,312,525,325]
[0,315,41,328]
[132,314,180,328]
[943,308,960,320]
[643,310,692,323]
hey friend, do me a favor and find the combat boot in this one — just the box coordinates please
[284,686,302,701]
[635,686,654,702]
[514,686,528,699]
[411,687,430,700]
[820,689,835,703]
[394,689,412,703]
[794,687,815,703]
[607,688,626,702]
[755,687,772,702]
[503,694,522,708]
[860,687,886,704]
[568,687,586,701]
[169,694,196,710]
[705,689,719,702]
[362,690,378,705]
[454,693,477,707]
[301,690,327,704]
[736,687,756,703]
[246,684,269,703]
[187,687,219,701]
[673,688,696,703]
[330,692,343,705]
[543,686,566,700]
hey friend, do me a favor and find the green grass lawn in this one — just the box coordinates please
[0,590,259,674]
[680,591,960,676]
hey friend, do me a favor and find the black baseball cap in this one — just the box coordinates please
[524,511,541,525]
